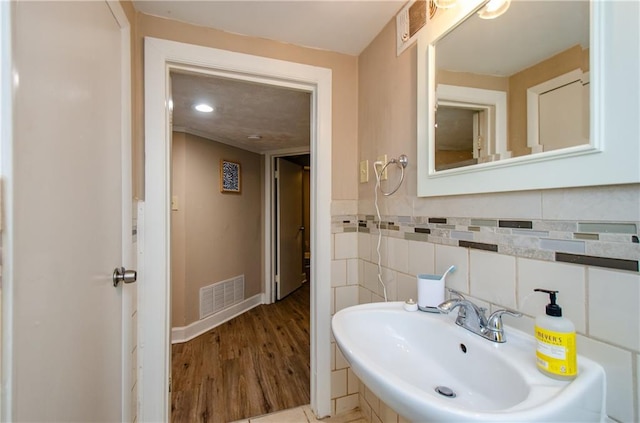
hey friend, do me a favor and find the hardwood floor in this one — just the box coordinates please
[171,282,311,423]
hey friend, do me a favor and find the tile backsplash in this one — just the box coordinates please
[331,212,639,422]
[352,214,638,271]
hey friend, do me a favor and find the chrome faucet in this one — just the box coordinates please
[437,290,522,343]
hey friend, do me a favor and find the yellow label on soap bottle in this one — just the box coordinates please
[535,326,577,377]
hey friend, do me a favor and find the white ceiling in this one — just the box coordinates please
[132,0,405,56]
[171,71,311,153]
[437,1,589,77]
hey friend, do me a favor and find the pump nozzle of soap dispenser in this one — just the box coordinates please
[534,288,562,317]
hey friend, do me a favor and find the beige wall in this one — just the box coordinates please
[508,45,588,155]
[437,45,589,159]
[171,132,263,328]
[132,12,358,202]
[357,19,417,202]
[437,69,508,92]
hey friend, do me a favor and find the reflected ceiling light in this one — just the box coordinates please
[477,0,511,19]
[247,135,262,140]
[434,0,457,9]
[194,103,214,113]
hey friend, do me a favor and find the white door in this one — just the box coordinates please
[539,80,587,151]
[6,1,131,421]
[276,157,305,300]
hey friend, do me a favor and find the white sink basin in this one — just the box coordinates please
[332,302,606,422]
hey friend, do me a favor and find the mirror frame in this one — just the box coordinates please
[417,0,640,197]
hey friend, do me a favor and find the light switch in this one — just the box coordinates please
[171,196,179,211]
[359,160,369,183]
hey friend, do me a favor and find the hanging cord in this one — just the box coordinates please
[373,155,409,302]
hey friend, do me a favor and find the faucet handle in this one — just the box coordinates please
[487,309,523,330]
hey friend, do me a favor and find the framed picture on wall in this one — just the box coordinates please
[220,159,241,193]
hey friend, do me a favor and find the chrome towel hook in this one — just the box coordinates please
[376,154,408,196]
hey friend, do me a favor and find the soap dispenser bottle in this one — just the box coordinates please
[533,289,577,380]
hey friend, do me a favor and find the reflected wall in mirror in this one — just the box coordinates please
[434,0,589,171]
[416,0,639,197]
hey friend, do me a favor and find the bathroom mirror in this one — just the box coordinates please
[417,0,640,197]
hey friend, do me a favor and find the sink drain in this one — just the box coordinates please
[435,386,456,398]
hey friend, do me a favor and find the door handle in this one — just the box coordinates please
[113,267,137,287]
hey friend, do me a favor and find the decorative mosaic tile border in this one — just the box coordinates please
[333,215,639,273]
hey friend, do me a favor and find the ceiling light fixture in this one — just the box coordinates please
[477,0,511,19]
[434,0,457,9]
[194,103,214,113]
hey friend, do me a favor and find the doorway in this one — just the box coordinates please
[142,37,333,422]
[169,69,312,419]
[275,155,311,301]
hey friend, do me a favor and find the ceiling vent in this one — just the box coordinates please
[396,0,431,56]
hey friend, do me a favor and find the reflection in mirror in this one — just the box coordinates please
[435,105,478,170]
[434,0,590,171]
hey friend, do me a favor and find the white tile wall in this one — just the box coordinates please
[395,273,417,303]
[542,185,640,221]
[335,394,359,415]
[434,244,469,294]
[378,401,399,423]
[331,229,366,412]
[363,261,381,294]
[387,237,408,274]
[370,235,388,268]
[348,227,638,422]
[413,190,544,219]
[358,232,372,262]
[335,191,639,422]
[364,385,380,416]
[578,336,635,422]
[332,260,347,287]
[331,200,358,216]
[335,232,358,260]
[359,386,401,423]
[358,286,373,304]
[346,259,359,285]
[588,268,640,351]
[407,240,435,276]
[335,285,358,313]
[347,368,359,395]
[469,250,517,308]
[331,368,347,398]
[335,344,349,370]
[517,258,587,333]
[637,353,640,423]
[330,342,336,370]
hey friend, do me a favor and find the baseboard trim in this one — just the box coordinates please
[171,293,265,344]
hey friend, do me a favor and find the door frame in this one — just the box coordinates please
[108,1,135,421]
[143,37,332,421]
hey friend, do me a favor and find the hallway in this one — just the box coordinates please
[171,283,310,422]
